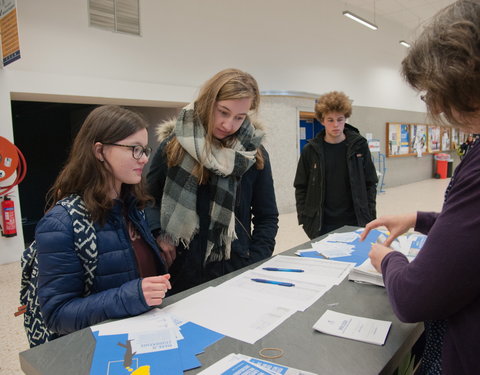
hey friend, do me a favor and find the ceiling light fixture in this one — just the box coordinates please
[342,11,378,30]
[399,40,411,48]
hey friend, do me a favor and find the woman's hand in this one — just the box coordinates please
[360,213,417,246]
[141,274,171,306]
[157,237,177,268]
[369,243,393,273]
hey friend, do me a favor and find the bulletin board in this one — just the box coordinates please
[427,126,441,153]
[410,124,427,155]
[451,128,460,150]
[458,130,469,145]
[386,122,454,157]
[387,122,410,156]
[440,127,451,152]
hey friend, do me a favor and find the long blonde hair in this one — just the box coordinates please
[166,68,264,183]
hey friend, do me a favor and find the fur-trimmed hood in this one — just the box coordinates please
[155,117,266,143]
[155,118,177,143]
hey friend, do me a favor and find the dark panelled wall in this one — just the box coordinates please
[11,101,95,244]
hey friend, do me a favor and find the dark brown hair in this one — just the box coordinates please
[47,105,152,223]
[401,0,480,127]
[166,68,264,184]
[315,91,353,122]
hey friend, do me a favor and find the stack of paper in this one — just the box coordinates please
[311,240,355,259]
[348,232,427,287]
[313,310,391,346]
[348,258,384,287]
[89,309,224,374]
[198,353,317,375]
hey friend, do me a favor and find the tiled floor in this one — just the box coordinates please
[1,178,451,374]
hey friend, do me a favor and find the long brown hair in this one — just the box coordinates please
[47,105,152,223]
[166,68,264,184]
[401,0,480,128]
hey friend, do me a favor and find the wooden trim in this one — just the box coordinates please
[299,111,316,120]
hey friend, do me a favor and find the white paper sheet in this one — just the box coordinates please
[348,258,384,287]
[256,255,354,285]
[311,241,355,258]
[91,308,178,337]
[313,310,391,345]
[321,232,360,243]
[90,308,181,353]
[129,328,178,353]
[217,269,331,311]
[163,287,295,344]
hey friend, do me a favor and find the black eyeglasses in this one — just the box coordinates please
[102,143,152,160]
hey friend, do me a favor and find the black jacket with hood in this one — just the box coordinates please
[293,124,378,239]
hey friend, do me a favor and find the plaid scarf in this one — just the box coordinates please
[160,102,264,264]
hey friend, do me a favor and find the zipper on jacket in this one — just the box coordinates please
[235,215,252,240]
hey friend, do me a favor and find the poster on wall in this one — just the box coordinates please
[428,126,441,153]
[458,130,469,145]
[410,124,427,157]
[0,0,21,66]
[387,123,410,156]
[440,127,451,151]
[451,128,459,150]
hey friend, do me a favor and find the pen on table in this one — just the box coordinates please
[262,267,304,273]
[251,278,295,287]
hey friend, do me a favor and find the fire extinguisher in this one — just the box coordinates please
[1,195,17,237]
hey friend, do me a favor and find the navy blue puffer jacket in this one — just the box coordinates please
[35,196,166,335]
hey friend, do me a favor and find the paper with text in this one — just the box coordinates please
[313,310,391,345]
[163,287,295,344]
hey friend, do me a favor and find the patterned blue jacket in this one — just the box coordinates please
[35,196,166,335]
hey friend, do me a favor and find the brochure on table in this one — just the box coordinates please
[198,353,317,375]
[89,309,224,375]
[313,310,392,346]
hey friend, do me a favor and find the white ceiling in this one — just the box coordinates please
[343,0,455,33]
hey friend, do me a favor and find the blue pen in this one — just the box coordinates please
[262,267,304,273]
[251,278,295,287]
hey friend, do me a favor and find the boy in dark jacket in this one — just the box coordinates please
[294,91,377,239]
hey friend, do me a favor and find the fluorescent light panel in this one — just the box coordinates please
[399,40,411,48]
[342,11,378,30]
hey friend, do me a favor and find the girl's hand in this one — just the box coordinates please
[141,274,171,306]
[157,238,177,268]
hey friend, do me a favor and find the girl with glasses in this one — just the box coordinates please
[35,105,170,337]
[146,68,279,294]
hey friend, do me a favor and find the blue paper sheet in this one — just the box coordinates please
[89,321,224,375]
[299,229,383,266]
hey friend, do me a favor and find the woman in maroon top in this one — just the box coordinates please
[361,1,480,374]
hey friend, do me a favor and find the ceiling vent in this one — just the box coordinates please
[89,0,140,36]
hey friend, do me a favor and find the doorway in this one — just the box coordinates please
[299,111,323,152]
[11,101,181,245]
